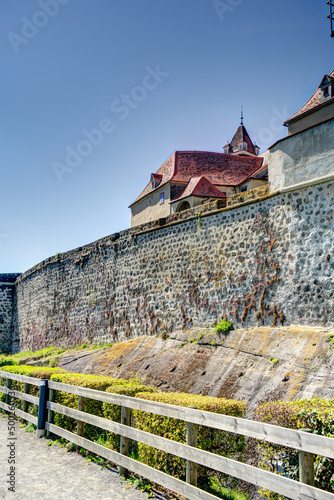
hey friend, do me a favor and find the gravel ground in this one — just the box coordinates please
[0,414,157,500]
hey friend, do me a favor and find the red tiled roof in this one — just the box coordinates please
[173,151,263,185]
[250,162,268,179]
[285,69,334,124]
[129,151,262,206]
[130,153,176,206]
[171,176,227,203]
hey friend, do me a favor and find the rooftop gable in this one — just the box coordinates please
[130,151,263,207]
[171,176,227,203]
[285,69,334,125]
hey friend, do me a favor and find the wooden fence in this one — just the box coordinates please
[0,370,334,500]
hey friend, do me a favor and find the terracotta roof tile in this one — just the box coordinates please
[130,153,176,206]
[250,162,268,179]
[171,176,227,203]
[173,151,262,186]
[285,69,334,124]
[130,151,262,206]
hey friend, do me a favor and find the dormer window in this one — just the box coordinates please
[320,75,333,102]
[254,144,260,156]
[150,174,162,189]
[238,142,247,151]
[324,85,330,98]
[223,142,230,154]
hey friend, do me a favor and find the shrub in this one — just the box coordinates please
[47,372,155,443]
[0,365,66,378]
[103,384,157,450]
[0,355,16,368]
[214,320,234,334]
[49,372,119,441]
[256,398,334,496]
[0,365,67,413]
[133,392,246,487]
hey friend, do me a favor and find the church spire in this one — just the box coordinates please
[223,112,260,156]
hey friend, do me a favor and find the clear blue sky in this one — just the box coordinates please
[1,0,332,273]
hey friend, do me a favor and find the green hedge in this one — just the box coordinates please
[256,398,334,496]
[0,355,16,368]
[47,372,121,441]
[102,384,157,451]
[133,392,246,485]
[0,365,67,413]
[0,365,66,378]
[0,364,250,495]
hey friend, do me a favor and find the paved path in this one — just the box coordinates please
[0,414,155,500]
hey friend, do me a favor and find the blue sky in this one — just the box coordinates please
[1,0,333,273]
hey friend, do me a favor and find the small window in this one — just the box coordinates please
[240,185,247,193]
[159,192,164,205]
[324,86,330,98]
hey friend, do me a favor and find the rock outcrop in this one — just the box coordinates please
[56,325,334,413]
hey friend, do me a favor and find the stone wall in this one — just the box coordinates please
[226,185,269,207]
[14,179,334,351]
[269,118,334,192]
[0,274,20,354]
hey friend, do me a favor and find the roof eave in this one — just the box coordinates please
[284,96,334,126]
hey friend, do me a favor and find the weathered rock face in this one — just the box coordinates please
[13,180,334,352]
[57,326,334,412]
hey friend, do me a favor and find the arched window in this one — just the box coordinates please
[176,201,190,212]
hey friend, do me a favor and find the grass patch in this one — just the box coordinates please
[206,476,249,500]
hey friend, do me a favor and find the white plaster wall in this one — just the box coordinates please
[269,119,334,192]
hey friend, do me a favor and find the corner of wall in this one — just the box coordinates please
[0,274,21,354]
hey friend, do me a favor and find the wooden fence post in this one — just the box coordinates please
[46,388,55,438]
[299,429,315,487]
[76,396,86,453]
[22,383,31,413]
[5,379,12,410]
[119,405,131,478]
[186,408,198,487]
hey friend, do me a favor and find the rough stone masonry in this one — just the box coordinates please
[0,274,20,353]
[4,178,332,353]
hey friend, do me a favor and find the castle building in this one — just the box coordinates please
[284,69,334,135]
[129,121,267,227]
[269,69,334,192]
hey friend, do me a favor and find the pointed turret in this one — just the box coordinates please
[223,110,259,156]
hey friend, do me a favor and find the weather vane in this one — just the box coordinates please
[240,105,244,125]
[328,0,334,37]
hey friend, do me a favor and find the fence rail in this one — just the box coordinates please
[0,370,334,500]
